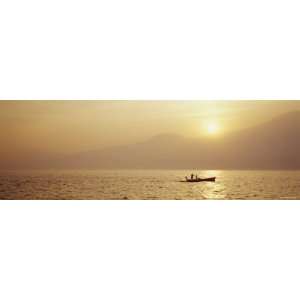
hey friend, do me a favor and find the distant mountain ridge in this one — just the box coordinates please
[4,111,300,170]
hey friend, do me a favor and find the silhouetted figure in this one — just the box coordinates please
[196,175,198,180]
[191,174,194,180]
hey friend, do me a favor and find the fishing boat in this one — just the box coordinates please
[184,176,216,182]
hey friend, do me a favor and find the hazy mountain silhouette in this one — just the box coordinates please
[4,111,300,169]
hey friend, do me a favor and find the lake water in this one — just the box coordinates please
[0,170,299,200]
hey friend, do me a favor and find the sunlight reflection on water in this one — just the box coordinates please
[0,170,299,200]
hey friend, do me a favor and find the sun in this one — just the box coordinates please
[206,121,219,135]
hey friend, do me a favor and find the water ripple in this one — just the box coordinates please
[0,170,299,200]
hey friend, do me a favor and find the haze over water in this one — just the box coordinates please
[0,100,299,199]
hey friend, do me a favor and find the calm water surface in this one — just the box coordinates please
[0,170,299,200]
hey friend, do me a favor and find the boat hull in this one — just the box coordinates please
[185,177,216,182]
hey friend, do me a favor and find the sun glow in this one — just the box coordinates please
[206,121,220,135]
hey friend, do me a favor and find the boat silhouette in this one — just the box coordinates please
[182,176,216,182]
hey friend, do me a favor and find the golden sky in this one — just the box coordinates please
[0,100,299,158]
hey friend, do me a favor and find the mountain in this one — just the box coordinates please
[219,111,300,169]
[4,111,300,170]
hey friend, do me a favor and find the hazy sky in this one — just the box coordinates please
[1,100,299,158]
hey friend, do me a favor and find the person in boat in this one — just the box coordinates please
[191,173,194,180]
